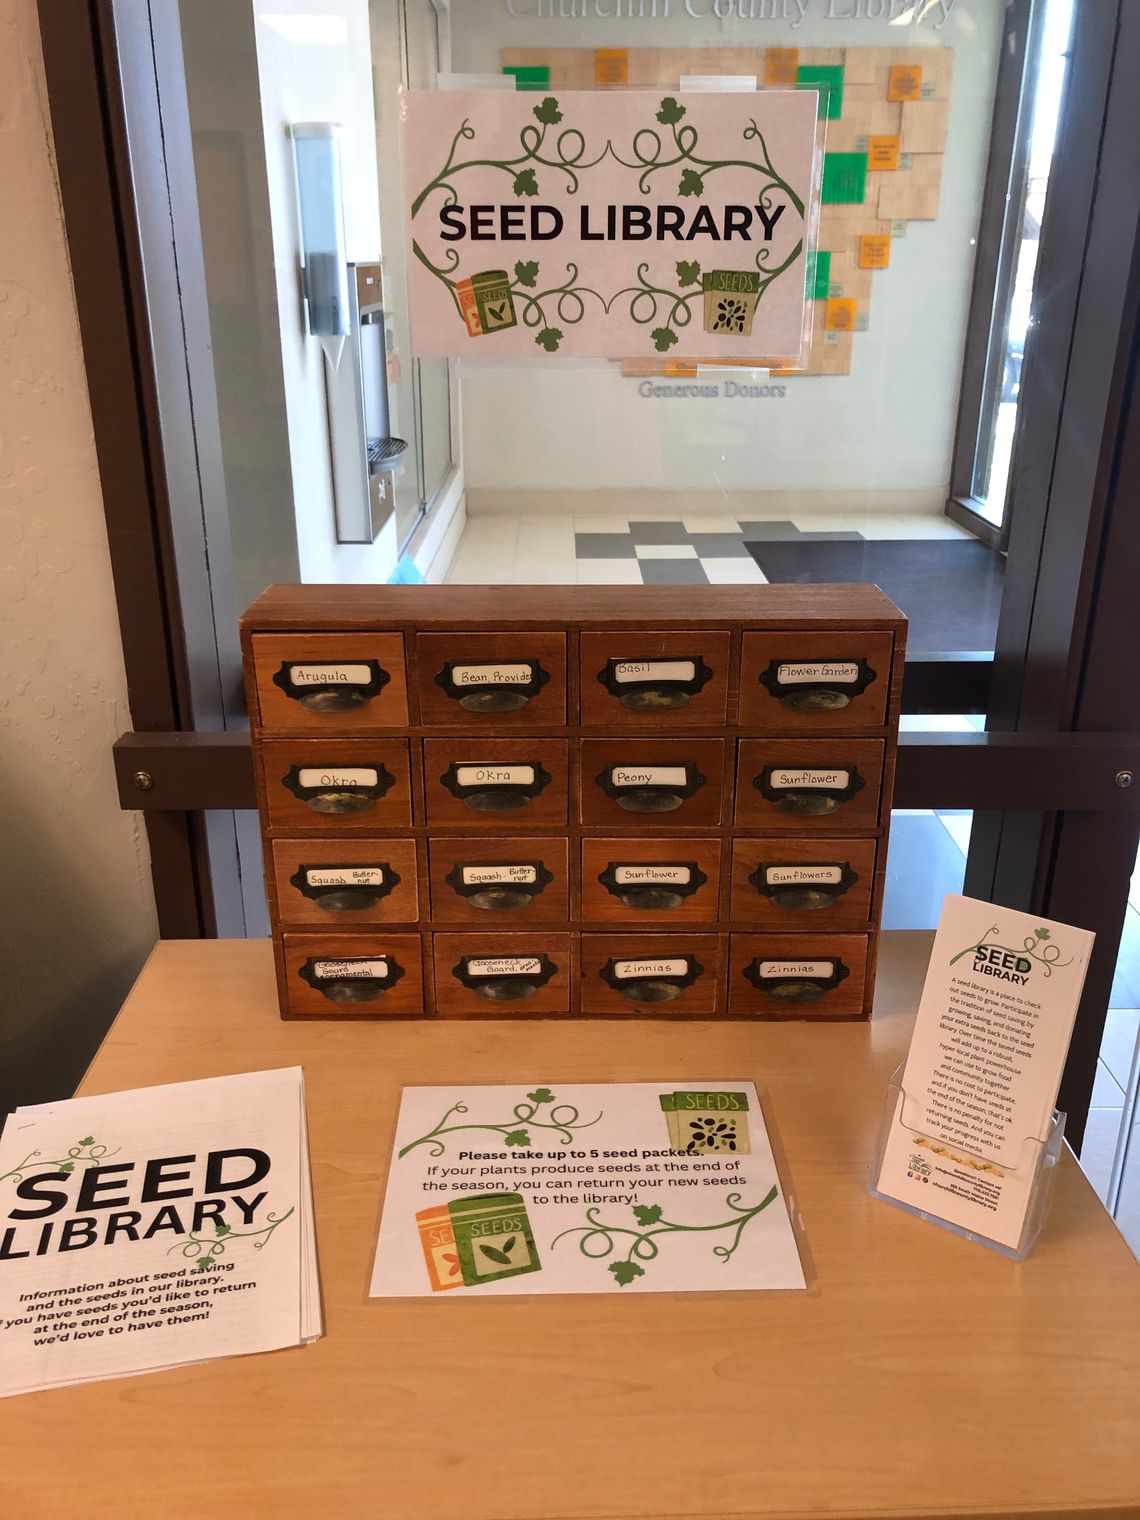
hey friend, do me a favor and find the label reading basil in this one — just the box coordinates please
[450,663,534,688]
[768,768,850,790]
[286,663,373,688]
[304,867,386,889]
[296,767,379,789]
[775,661,861,686]
[610,766,689,788]
[756,960,835,979]
[765,865,844,887]
[465,957,543,977]
[612,660,697,684]
[613,958,689,980]
[613,865,692,886]
[454,764,536,788]
[312,958,389,980]
[460,864,539,886]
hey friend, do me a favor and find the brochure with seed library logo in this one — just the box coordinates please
[370,1082,805,1296]
[0,1068,320,1399]
[873,894,1094,1250]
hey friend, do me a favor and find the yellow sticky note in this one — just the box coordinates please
[825,298,859,332]
[868,135,901,172]
[859,235,892,270]
[888,65,923,103]
[595,48,629,86]
[765,48,799,85]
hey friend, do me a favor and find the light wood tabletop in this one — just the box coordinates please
[2,934,1138,1520]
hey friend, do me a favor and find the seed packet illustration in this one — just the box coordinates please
[448,1192,541,1285]
[670,1091,751,1155]
[415,1204,464,1292]
[659,1092,683,1151]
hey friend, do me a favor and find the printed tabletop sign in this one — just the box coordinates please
[401,89,818,360]
[370,1081,805,1296]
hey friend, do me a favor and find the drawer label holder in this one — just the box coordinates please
[272,659,390,714]
[758,657,876,712]
[445,859,554,910]
[598,656,713,711]
[435,660,550,713]
[291,863,401,912]
[596,761,707,813]
[754,764,866,816]
[299,955,406,1005]
[601,954,704,1003]
[441,760,552,812]
[743,957,849,1003]
[452,953,558,1002]
[282,762,397,815]
[597,861,707,910]
[750,860,859,910]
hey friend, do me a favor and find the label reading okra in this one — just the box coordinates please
[454,764,536,788]
[460,865,538,886]
[296,767,379,789]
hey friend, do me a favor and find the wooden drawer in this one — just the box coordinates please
[428,836,570,925]
[581,933,722,1015]
[730,837,877,930]
[282,933,425,1017]
[579,739,727,827]
[728,933,869,1019]
[423,739,569,827]
[579,630,731,727]
[271,838,420,928]
[581,837,721,925]
[738,630,893,730]
[734,738,883,832]
[260,739,413,832]
[415,632,566,727]
[432,933,572,1015]
[251,632,408,733]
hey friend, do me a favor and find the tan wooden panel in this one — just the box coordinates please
[281,932,425,1017]
[735,738,884,832]
[260,738,414,833]
[581,835,722,926]
[427,835,570,926]
[432,931,572,1014]
[728,931,869,1018]
[738,629,893,730]
[729,836,877,932]
[251,632,408,733]
[414,631,567,729]
[422,738,570,829]
[900,97,952,155]
[579,737,728,827]
[271,838,421,928]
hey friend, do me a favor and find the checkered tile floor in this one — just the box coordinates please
[574,517,867,585]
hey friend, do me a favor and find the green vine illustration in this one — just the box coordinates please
[949,924,1072,976]
[0,1137,119,1185]
[553,1187,778,1286]
[398,1088,601,1160]
[169,1207,296,1274]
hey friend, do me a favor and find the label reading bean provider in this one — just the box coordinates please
[450,663,534,687]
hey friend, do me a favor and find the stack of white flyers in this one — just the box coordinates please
[0,1067,320,1399]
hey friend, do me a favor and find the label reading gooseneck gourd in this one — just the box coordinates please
[764,865,844,887]
[465,957,543,977]
[286,663,373,687]
[304,867,386,889]
[454,764,536,788]
[775,662,861,686]
[460,865,539,886]
[612,660,697,684]
[449,663,534,687]
[768,768,850,790]
[312,958,389,980]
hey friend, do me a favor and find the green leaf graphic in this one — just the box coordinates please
[651,326,679,352]
[513,168,539,197]
[678,169,704,198]
[657,97,685,125]
[535,328,563,352]
[609,1260,645,1286]
[479,1243,512,1265]
[514,260,539,288]
[533,96,563,125]
[501,1235,517,1254]
[1036,928,1050,940]
[526,1087,555,1104]
[676,260,701,288]
[504,1129,532,1147]
[59,1162,74,1174]
[632,1204,663,1226]
[78,1137,94,1148]
[215,1224,232,1238]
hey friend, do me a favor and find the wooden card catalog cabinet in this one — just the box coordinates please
[242,585,906,1020]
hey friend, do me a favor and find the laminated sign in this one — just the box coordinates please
[402,89,818,360]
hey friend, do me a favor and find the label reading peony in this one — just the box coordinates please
[461,865,539,886]
[286,663,373,687]
[312,959,389,980]
[612,660,697,685]
[769,768,850,790]
[613,958,689,980]
[304,867,386,889]
[297,767,378,790]
[465,957,543,977]
[610,766,689,788]
[613,865,692,885]
[756,960,835,979]
[776,661,861,686]
[765,865,843,887]
[450,663,534,687]
[454,764,536,788]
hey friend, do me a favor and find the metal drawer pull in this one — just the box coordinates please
[445,860,554,911]
[598,656,713,710]
[754,763,865,816]
[601,955,703,1004]
[282,762,396,814]
[453,953,557,1002]
[744,957,849,1003]
[440,760,551,812]
[272,659,390,714]
[299,955,405,1005]
[758,657,875,712]
[290,863,400,912]
[597,861,707,910]
[750,860,859,911]
[434,660,549,712]
[596,762,706,813]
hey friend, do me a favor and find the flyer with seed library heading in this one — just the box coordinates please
[370,1081,805,1296]
[873,895,1094,1250]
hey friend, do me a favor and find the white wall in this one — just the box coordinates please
[447,0,1004,508]
[0,2,158,1113]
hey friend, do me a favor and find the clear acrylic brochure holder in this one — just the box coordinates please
[867,1061,1066,1261]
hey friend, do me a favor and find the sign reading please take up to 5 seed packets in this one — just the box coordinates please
[401,89,818,360]
[369,1082,806,1296]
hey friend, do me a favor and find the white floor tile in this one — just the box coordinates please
[509,564,578,584]
[785,513,857,533]
[681,514,745,533]
[446,546,517,583]
[573,515,634,534]
[858,518,974,540]
[634,543,698,559]
[702,557,767,583]
[577,560,643,583]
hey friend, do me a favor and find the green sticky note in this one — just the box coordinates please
[503,65,551,91]
[821,152,868,205]
[796,64,844,121]
[806,249,832,301]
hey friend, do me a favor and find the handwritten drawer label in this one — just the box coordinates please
[464,957,543,977]
[613,865,692,886]
[454,764,536,788]
[613,958,690,980]
[296,767,379,790]
[765,865,843,887]
[776,662,861,686]
[305,867,386,889]
[287,663,373,688]
[612,659,696,685]
[312,958,389,980]
[768,768,850,790]
[461,864,539,886]
[755,960,835,979]
[610,766,689,788]
[450,663,534,688]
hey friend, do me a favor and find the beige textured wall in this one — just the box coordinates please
[0,1,158,1114]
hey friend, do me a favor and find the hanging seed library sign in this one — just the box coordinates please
[401,89,818,359]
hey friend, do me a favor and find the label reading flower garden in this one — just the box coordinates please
[401,90,818,359]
